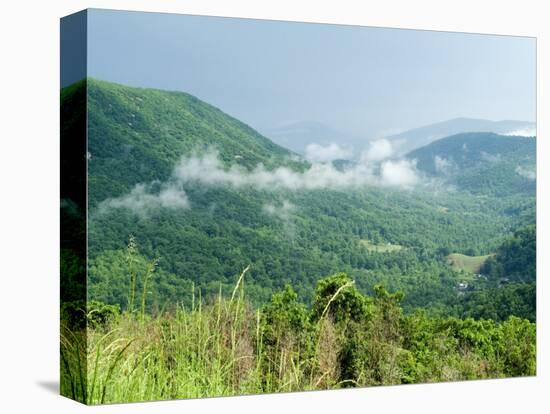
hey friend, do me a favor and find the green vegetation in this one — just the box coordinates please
[481,225,536,283]
[61,245,536,404]
[447,253,492,273]
[453,226,536,322]
[456,283,535,322]
[408,132,536,196]
[83,78,305,208]
[60,79,537,403]
[61,80,535,316]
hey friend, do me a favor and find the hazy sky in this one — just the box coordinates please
[84,9,536,138]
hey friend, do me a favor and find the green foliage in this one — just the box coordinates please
[60,300,120,331]
[85,78,304,208]
[73,79,537,319]
[88,186,534,314]
[449,225,537,322]
[64,272,536,404]
[456,283,535,322]
[498,316,536,376]
[482,225,536,283]
[312,273,371,323]
[88,244,193,313]
[260,286,316,388]
[409,132,536,196]
[59,79,538,403]
[87,301,121,329]
[263,286,312,343]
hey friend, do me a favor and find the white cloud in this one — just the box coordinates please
[515,166,536,180]
[98,148,424,215]
[380,159,419,187]
[174,151,365,190]
[173,150,420,191]
[480,152,501,163]
[263,200,296,221]
[502,128,536,137]
[305,143,353,162]
[99,183,190,215]
[360,139,394,162]
[434,156,454,174]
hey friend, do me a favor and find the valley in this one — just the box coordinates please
[60,78,537,320]
[60,77,537,403]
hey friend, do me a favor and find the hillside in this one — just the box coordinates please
[61,79,537,317]
[455,225,536,322]
[75,78,305,206]
[389,117,535,154]
[407,132,536,196]
[481,225,536,283]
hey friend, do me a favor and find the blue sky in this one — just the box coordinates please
[82,9,536,138]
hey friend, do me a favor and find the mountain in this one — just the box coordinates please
[60,79,537,402]
[60,79,535,316]
[260,121,361,156]
[259,117,535,159]
[389,118,536,155]
[407,132,536,196]
[79,78,304,206]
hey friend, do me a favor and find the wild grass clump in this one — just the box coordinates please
[60,239,536,405]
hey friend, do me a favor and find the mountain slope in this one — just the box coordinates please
[407,132,536,196]
[80,78,303,206]
[390,118,535,154]
[61,79,535,315]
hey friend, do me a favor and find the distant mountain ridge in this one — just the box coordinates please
[389,118,535,155]
[260,117,535,158]
[407,132,536,196]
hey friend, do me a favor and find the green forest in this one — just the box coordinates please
[61,241,535,404]
[60,79,536,404]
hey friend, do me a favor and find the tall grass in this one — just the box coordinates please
[60,264,354,404]
[60,240,536,405]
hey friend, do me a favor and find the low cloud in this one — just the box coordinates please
[515,166,536,180]
[263,200,298,237]
[305,143,353,162]
[380,159,419,187]
[99,183,190,215]
[503,128,536,137]
[98,148,423,215]
[263,200,296,221]
[360,139,394,162]
[434,156,454,175]
[480,152,501,163]
[173,150,420,190]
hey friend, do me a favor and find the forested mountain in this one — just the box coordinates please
[389,117,535,154]
[60,79,536,321]
[407,132,536,196]
[261,118,535,158]
[84,78,305,207]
